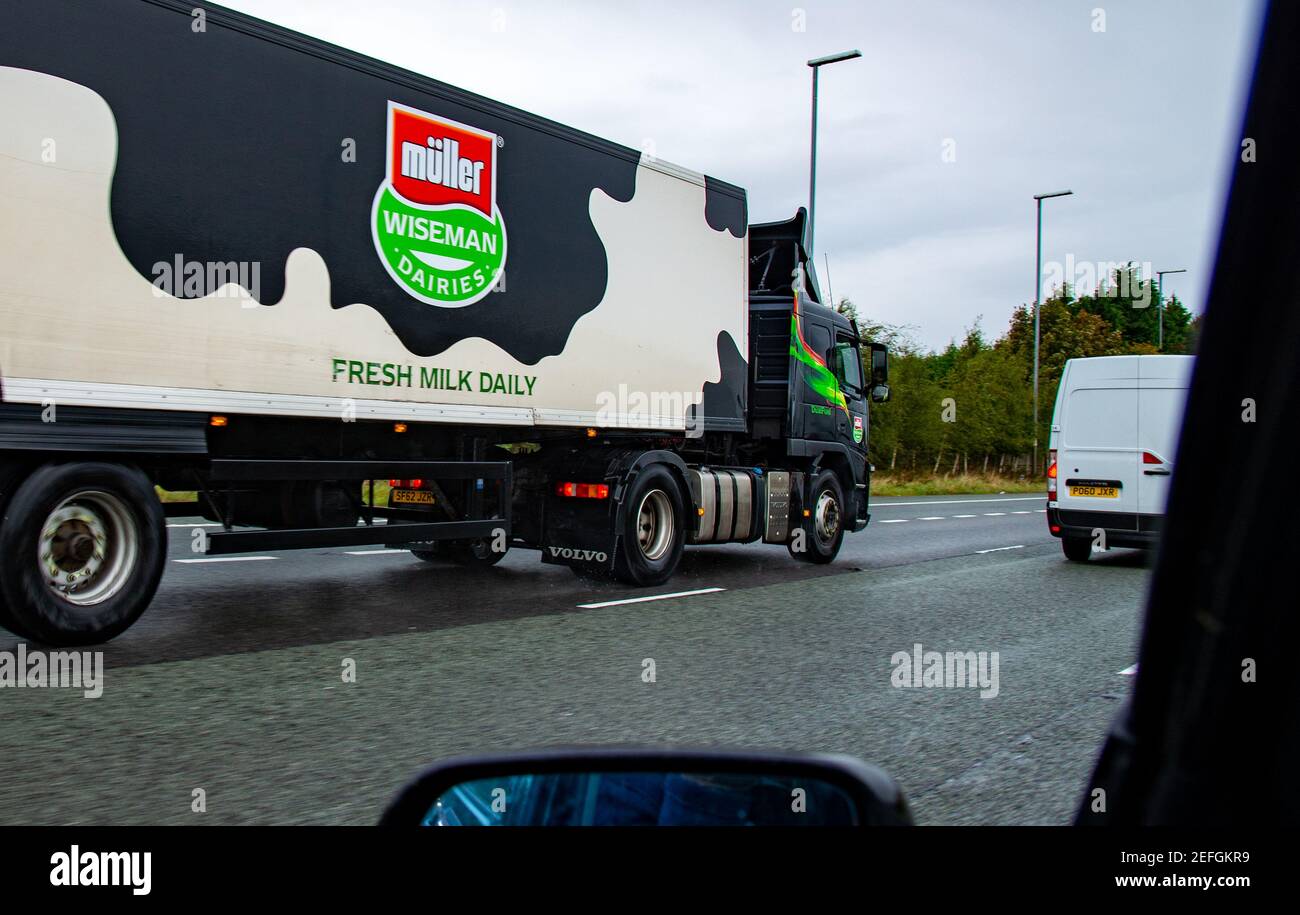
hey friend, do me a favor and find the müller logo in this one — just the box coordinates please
[401,133,487,201]
[372,101,507,307]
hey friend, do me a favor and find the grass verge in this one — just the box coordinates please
[870,473,1044,497]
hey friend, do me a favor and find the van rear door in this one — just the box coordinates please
[1136,356,1194,522]
[1056,357,1140,534]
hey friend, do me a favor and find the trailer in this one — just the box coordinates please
[0,0,889,645]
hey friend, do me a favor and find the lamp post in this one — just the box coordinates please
[807,49,861,254]
[1156,269,1187,350]
[1032,189,1073,473]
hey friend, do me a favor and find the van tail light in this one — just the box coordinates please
[1142,451,1163,464]
[388,479,425,489]
[1047,450,1058,502]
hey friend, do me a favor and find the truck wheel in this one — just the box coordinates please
[789,469,845,564]
[613,465,685,587]
[1062,535,1092,562]
[0,462,166,646]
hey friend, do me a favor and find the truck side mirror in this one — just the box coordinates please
[870,344,889,386]
[871,384,891,404]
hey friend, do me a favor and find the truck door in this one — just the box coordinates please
[795,319,838,441]
[833,331,868,453]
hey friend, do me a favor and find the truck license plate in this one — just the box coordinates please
[391,488,435,506]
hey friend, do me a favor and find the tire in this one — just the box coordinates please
[612,465,685,587]
[0,463,36,639]
[789,469,846,564]
[446,537,508,567]
[0,462,166,646]
[1062,535,1092,562]
[410,535,507,567]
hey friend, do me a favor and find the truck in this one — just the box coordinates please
[0,0,889,645]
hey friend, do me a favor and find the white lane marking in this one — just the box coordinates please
[878,519,909,523]
[952,514,977,518]
[1036,509,1047,513]
[174,556,276,564]
[984,512,1006,516]
[917,516,945,521]
[1011,511,1032,515]
[872,496,1043,507]
[975,545,1025,554]
[167,522,222,528]
[344,549,408,556]
[578,587,724,609]
[1119,664,1139,676]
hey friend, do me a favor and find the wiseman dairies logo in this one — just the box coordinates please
[371,101,507,307]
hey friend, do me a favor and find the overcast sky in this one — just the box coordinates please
[222,0,1264,351]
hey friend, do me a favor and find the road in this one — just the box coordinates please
[0,493,1150,825]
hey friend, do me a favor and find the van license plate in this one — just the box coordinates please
[391,489,435,506]
[1069,485,1119,498]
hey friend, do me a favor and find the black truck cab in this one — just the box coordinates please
[747,208,888,532]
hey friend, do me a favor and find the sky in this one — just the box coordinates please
[221,0,1265,351]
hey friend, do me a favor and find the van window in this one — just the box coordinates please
[1065,388,1137,448]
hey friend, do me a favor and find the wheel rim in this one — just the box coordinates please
[813,489,840,547]
[37,491,139,606]
[636,489,674,561]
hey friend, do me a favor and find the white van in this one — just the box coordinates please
[1047,354,1194,561]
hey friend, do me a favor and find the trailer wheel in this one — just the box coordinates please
[789,469,845,564]
[0,462,166,646]
[0,464,37,638]
[410,536,507,566]
[448,537,508,566]
[409,544,442,562]
[613,465,685,587]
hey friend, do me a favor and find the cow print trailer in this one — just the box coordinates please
[0,0,749,433]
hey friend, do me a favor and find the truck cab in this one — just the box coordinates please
[747,208,888,534]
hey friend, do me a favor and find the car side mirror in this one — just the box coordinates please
[380,748,913,826]
[871,384,891,403]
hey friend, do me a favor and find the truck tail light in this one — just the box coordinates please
[1047,450,1058,502]
[555,482,609,499]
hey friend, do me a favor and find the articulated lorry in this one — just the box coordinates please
[0,0,889,645]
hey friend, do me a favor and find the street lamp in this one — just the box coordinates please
[807,49,861,254]
[1032,189,1073,473]
[1155,269,1187,350]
